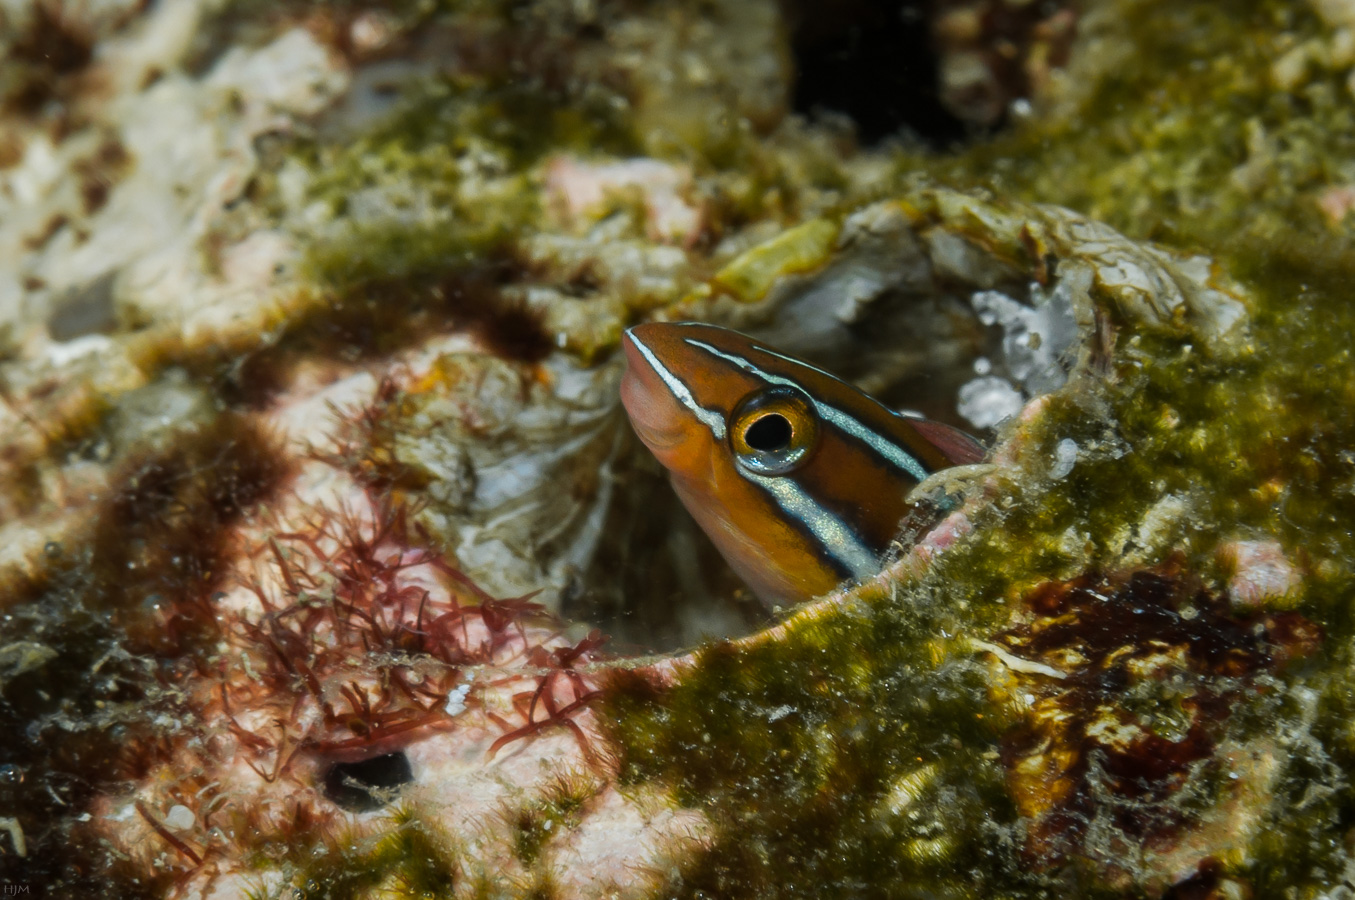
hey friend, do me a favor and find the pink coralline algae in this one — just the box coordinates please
[86,352,706,899]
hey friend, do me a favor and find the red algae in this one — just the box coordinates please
[75,345,712,897]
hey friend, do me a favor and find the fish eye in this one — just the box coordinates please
[745,412,793,451]
[729,387,819,476]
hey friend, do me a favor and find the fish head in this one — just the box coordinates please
[620,321,984,607]
[622,320,833,481]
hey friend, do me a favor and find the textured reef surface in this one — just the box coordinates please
[1,0,1354,897]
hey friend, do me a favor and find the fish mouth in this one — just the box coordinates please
[620,329,687,458]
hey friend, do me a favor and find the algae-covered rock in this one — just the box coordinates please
[1,0,1353,898]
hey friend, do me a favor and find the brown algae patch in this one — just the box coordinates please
[994,567,1322,887]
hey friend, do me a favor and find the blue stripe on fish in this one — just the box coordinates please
[627,329,878,581]
[682,338,930,481]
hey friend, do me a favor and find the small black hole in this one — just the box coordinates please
[322,752,413,812]
[745,414,793,451]
[788,0,968,147]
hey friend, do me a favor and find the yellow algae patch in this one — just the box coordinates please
[711,219,839,302]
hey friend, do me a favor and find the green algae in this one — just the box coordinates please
[604,204,1355,894]
[508,780,591,867]
[604,585,1034,898]
[934,0,1355,251]
[278,811,460,900]
[7,0,1355,894]
[299,76,636,292]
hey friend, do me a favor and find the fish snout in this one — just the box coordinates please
[620,327,694,465]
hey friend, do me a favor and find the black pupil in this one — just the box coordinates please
[322,752,413,812]
[745,413,793,452]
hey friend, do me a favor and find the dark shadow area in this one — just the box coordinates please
[563,426,768,657]
[322,752,415,812]
[785,0,969,147]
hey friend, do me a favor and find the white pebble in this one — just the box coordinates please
[164,804,195,831]
[1050,438,1079,479]
[957,376,1023,429]
[444,682,472,716]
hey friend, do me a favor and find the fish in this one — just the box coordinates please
[620,321,986,607]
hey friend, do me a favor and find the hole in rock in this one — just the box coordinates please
[786,0,968,147]
[562,435,764,655]
[745,413,793,451]
[579,277,1080,653]
[322,752,414,812]
[748,268,1080,441]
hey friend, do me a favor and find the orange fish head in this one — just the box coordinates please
[620,320,986,609]
[621,323,755,476]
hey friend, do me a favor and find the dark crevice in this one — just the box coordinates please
[785,0,969,148]
[322,752,414,812]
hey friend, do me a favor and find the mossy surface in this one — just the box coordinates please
[5,0,1355,895]
[274,811,460,900]
[298,76,637,290]
[937,0,1355,248]
[606,587,1036,898]
[603,1,1355,894]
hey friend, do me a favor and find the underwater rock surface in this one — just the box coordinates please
[1,0,1354,897]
